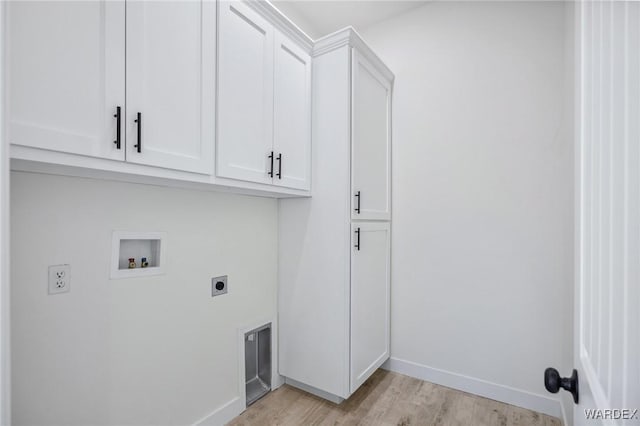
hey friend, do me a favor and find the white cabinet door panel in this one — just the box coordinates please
[126,1,215,174]
[350,222,390,393]
[273,31,311,190]
[8,1,125,161]
[217,1,274,185]
[351,50,391,221]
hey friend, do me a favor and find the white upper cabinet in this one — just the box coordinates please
[8,0,312,197]
[350,222,390,393]
[273,32,312,191]
[217,1,274,185]
[351,50,392,221]
[217,2,311,189]
[126,1,215,174]
[7,1,125,161]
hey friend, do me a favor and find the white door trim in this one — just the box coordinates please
[574,1,640,423]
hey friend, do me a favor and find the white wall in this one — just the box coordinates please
[10,172,278,425]
[0,2,10,422]
[361,1,574,416]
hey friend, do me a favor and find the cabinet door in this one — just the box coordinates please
[350,222,390,393]
[351,50,392,221]
[126,1,215,174]
[7,1,125,160]
[272,31,311,191]
[217,1,274,185]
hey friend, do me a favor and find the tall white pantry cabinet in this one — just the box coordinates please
[279,29,393,401]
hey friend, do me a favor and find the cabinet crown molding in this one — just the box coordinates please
[312,27,395,82]
[246,0,314,52]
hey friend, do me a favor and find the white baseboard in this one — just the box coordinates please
[382,357,562,419]
[560,398,569,426]
[559,393,573,426]
[273,373,285,390]
[193,397,244,426]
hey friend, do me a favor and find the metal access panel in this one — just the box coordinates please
[245,323,271,406]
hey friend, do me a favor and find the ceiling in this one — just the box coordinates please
[271,1,429,40]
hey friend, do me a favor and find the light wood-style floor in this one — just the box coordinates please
[229,370,562,426]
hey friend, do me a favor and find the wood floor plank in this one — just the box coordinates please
[228,370,562,426]
[544,414,563,426]
[471,396,508,426]
[507,405,546,426]
[440,391,476,426]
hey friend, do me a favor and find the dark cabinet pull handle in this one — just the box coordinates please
[276,153,282,179]
[355,191,361,214]
[354,227,361,251]
[113,106,121,149]
[134,112,142,153]
[268,151,274,177]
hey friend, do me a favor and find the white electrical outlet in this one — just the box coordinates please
[48,264,70,295]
